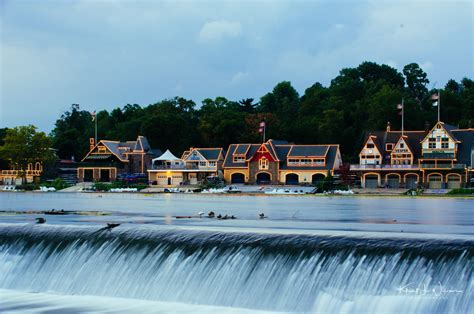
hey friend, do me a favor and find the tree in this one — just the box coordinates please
[238,98,257,113]
[0,125,55,180]
[403,63,429,103]
[50,104,94,160]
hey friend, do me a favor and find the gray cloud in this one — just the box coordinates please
[0,0,472,132]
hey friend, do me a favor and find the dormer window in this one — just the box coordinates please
[98,146,106,153]
[386,144,394,151]
[367,143,375,149]
[233,156,245,163]
[400,143,404,149]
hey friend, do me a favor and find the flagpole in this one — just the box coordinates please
[438,90,441,122]
[95,112,98,145]
[263,124,266,143]
[401,98,404,136]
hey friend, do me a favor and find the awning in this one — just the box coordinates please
[152,149,180,162]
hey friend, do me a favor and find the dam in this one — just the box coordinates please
[0,193,473,313]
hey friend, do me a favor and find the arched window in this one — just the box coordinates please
[259,157,269,170]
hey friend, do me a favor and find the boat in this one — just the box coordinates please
[201,188,225,194]
[222,186,241,193]
[264,188,305,195]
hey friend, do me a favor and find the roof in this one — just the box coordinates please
[363,130,427,163]
[81,136,159,162]
[223,140,340,171]
[280,145,339,171]
[196,148,223,161]
[234,144,249,155]
[287,145,328,157]
[452,129,474,167]
[153,149,180,161]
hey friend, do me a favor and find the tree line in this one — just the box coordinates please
[1,61,473,169]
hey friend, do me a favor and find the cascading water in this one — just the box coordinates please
[0,224,472,313]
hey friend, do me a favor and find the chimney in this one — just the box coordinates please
[424,121,430,132]
[386,122,391,132]
[89,138,95,151]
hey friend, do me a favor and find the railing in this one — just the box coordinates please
[420,164,465,169]
[350,163,466,170]
[350,164,419,170]
[150,164,217,171]
[0,170,42,176]
[422,152,455,159]
[79,162,123,168]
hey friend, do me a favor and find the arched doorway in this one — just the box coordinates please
[231,173,245,184]
[285,173,299,185]
[312,173,325,185]
[256,172,271,184]
[386,174,400,188]
[428,173,442,189]
[446,174,461,189]
[364,174,379,188]
[404,174,418,189]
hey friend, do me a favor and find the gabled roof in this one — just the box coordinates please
[182,148,224,161]
[223,140,340,171]
[361,130,428,163]
[279,145,340,171]
[421,122,460,143]
[81,135,159,163]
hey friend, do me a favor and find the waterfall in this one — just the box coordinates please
[0,224,472,313]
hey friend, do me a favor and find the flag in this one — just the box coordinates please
[258,121,265,133]
[90,111,96,121]
[432,101,438,107]
[397,103,403,115]
[431,93,439,100]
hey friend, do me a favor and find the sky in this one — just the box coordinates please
[1,0,473,132]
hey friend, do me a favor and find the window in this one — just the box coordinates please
[233,156,245,163]
[199,161,207,167]
[399,143,404,149]
[208,161,216,167]
[313,159,324,165]
[428,138,436,149]
[98,146,107,153]
[259,157,269,170]
[386,144,394,151]
[441,137,449,149]
[367,143,374,149]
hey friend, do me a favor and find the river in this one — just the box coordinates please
[0,192,472,313]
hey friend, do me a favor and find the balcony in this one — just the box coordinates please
[350,164,419,171]
[420,163,465,169]
[422,152,455,159]
[149,164,217,171]
[0,170,42,176]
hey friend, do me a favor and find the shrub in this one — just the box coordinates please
[447,188,474,195]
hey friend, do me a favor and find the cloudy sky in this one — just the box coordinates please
[1,0,473,132]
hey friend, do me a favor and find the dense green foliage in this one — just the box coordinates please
[92,181,148,191]
[447,188,474,195]
[19,62,474,162]
[0,125,56,174]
